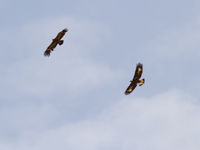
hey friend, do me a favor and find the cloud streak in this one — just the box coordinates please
[1,89,200,150]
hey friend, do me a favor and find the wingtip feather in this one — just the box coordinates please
[44,49,51,57]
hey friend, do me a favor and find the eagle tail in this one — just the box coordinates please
[44,49,51,57]
[137,78,145,86]
[58,40,64,45]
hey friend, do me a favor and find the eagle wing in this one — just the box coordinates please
[124,81,137,95]
[44,40,58,56]
[124,63,144,95]
[55,28,68,40]
[132,63,143,81]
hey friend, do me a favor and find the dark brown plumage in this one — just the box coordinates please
[44,28,68,56]
[125,63,145,95]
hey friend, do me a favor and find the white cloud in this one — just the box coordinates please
[2,56,115,97]
[2,89,200,150]
[0,16,116,99]
[0,17,121,139]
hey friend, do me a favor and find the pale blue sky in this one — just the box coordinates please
[1,0,200,149]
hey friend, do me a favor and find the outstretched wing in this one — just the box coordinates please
[132,63,143,81]
[124,81,137,95]
[55,28,68,40]
[44,40,57,56]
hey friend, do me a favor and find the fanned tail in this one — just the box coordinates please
[137,78,145,86]
[58,40,64,45]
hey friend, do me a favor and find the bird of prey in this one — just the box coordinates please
[125,63,145,95]
[44,28,68,56]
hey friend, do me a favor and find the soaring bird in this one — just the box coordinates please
[44,28,68,56]
[125,63,145,95]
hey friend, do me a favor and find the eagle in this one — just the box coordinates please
[44,28,68,56]
[124,63,145,95]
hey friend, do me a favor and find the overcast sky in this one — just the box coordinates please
[1,0,200,149]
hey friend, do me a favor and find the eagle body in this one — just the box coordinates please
[44,28,68,56]
[125,63,145,95]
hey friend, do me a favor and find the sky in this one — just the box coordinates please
[1,0,200,149]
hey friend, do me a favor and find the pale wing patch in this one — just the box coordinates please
[137,67,142,74]
[127,88,133,92]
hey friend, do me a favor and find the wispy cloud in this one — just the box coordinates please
[0,16,116,98]
[1,89,200,150]
[0,17,121,142]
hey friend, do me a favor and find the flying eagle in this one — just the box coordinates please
[124,63,145,95]
[44,28,68,56]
